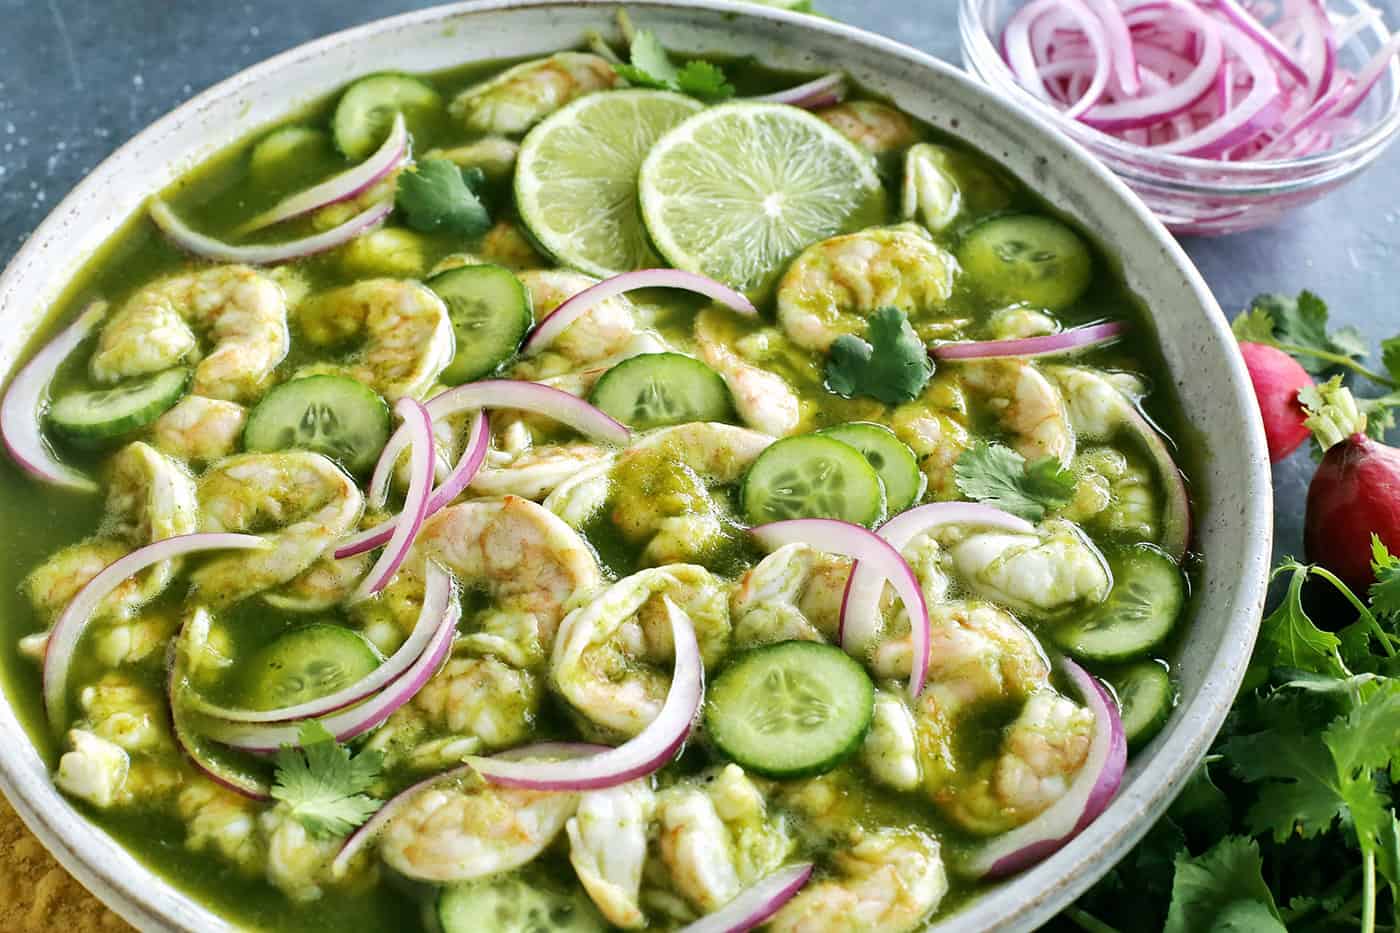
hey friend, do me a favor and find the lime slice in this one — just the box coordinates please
[515,90,703,278]
[638,102,886,298]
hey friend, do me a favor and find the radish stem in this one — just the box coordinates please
[1309,565,1398,658]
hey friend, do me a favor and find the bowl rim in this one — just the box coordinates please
[0,2,1273,931]
[958,0,1400,194]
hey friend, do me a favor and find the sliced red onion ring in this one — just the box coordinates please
[751,72,848,109]
[202,596,459,754]
[677,863,815,933]
[1084,0,1142,95]
[188,563,453,723]
[1332,33,1400,117]
[1156,19,1282,155]
[336,411,489,559]
[238,114,407,233]
[1213,0,1308,85]
[752,519,930,698]
[839,503,1036,660]
[962,658,1126,879]
[329,741,605,879]
[43,533,267,732]
[1079,4,1221,131]
[351,398,434,602]
[465,597,702,790]
[930,322,1126,362]
[1121,400,1192,561]
[1,301,107,492]
[149,197,392,266]
[1005,0,1065,102]
[369,381,630,510]
[1059,0,1114,119]
[521,269,756,358]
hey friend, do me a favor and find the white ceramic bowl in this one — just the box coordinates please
[0,2,1273,930]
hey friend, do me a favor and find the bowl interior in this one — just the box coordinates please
[0,2,1272,931]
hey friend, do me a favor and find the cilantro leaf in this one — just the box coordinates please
[1163,837,1284,933]
[1210,899,1289,933]
[825,306,933,405]
[1231,306,1277,344]
[1371,535,1400,620]
[1248,291,1368,376]
[1247,562,1345,683]
[1383,336,1400,386]
[1222,730,1346,841]
[271,721,384,839]
[953,440,1075,522]
[395,158,491,238]
[614,30,734,100]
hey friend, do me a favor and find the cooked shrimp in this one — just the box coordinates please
[427,137,520,182]
[861,689,922,793]
[261,805,344,902]
[730,543,851,647]
[378,777,577,883]
[776,227,957,352]
[509,269,639,381]
[959,358,1076,466]
[191,452,363,606]
[551,566,730,737]
[411,654,541,748]
[542,458,616,528]
[1048,364,1131,440]
[472,441,613,500]
[297,279,453,400]
[816,101,919,156]
[568,780,655,929]
[179,778,265,875]
[694,308,802,437]
[414,496,603,645]
[989,306,1060,339]
[767,829,947,933]
[90,265,289,403]
[901,143,962,232]
[55,729,130,809]
[91,608,179,668]
[451,52,620,136]
[263,552,372,613]
[149,395,247,466]
[1065,446,1159,540]
[609,422,773,566]
[872,600,1049,701]
[947,519,1110,615]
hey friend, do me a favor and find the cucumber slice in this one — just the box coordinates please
[244,624,381,711]
[589,353,734,430]
[1109,660,1175,750]
[816,422,924,514]
[248,126,335,185]
[706,641,874,778]
[742,435,886,527]
[427,264,532,385]
[333,73,444,159]
[1053,546,1185,662]
[243,375,391,475]
[438,875,607,933]
[957,214,1093,311]
[48,368,189,443]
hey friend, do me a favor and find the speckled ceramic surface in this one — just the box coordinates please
[0,2,1272,930]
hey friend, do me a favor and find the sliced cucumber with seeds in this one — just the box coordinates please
[706,641,874,778]
[437,875,607,933]
[1053,546,1185,662]
[589,353,733,430]
[428,264,532,385]
[48,368,190,444]
[1109,660,1175,750]
[333,73,443,159]
[816,422,924,514]
[742,434,885,527]
[249,126,335,185]
[958,214,1093,311]
[244,624,381,711]
[243,375,390,475]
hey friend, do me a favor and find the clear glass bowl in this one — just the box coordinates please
[959,0,1400,234]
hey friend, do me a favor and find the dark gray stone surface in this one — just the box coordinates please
[2,0,1398,566]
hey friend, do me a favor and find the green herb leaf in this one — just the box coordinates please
[1249,291,1368,376]
[1248,562,1345,682]
[614,30,734,100]
[825,306,934,405]
[271,721,384,839]
[1231,307,1277,344]
[1382,337,1400,385]
[395,158,491,238]
[952,440,1075,522]
[1371,536,1400,621]
[1163,837,1284,933]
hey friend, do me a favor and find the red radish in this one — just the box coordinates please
[1239,341,1313,462]
[1306,432,1400,594]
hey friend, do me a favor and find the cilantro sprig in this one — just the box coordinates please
[613,30,734,101]
[395,158,491,238]
[953,440,1076,522]
[271,721,384,839]
[824,306,934,405]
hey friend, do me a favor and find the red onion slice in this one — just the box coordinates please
[521,269,756,358]
[1084,0,1142,94]
[202,595,459,754]
[188,563,454,723]
[1,301,107,492]
[351,398,435,602]
[336,411,489,559]
[43,533,267,732]
[962,658,1127,879]
[1079,5,1221,131]
[752,519,930,698]
[1214,0,1308,85]
[329,741,605,879]
[149,197,392,266]
[930,322,1126,362]
[839,503,1036,658]
[677,863,816,933]
[238,113,408,233]
[1332,33,1400,117]
[368,381,630,510]
[464,597,702,790]
[751,72,848,109]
